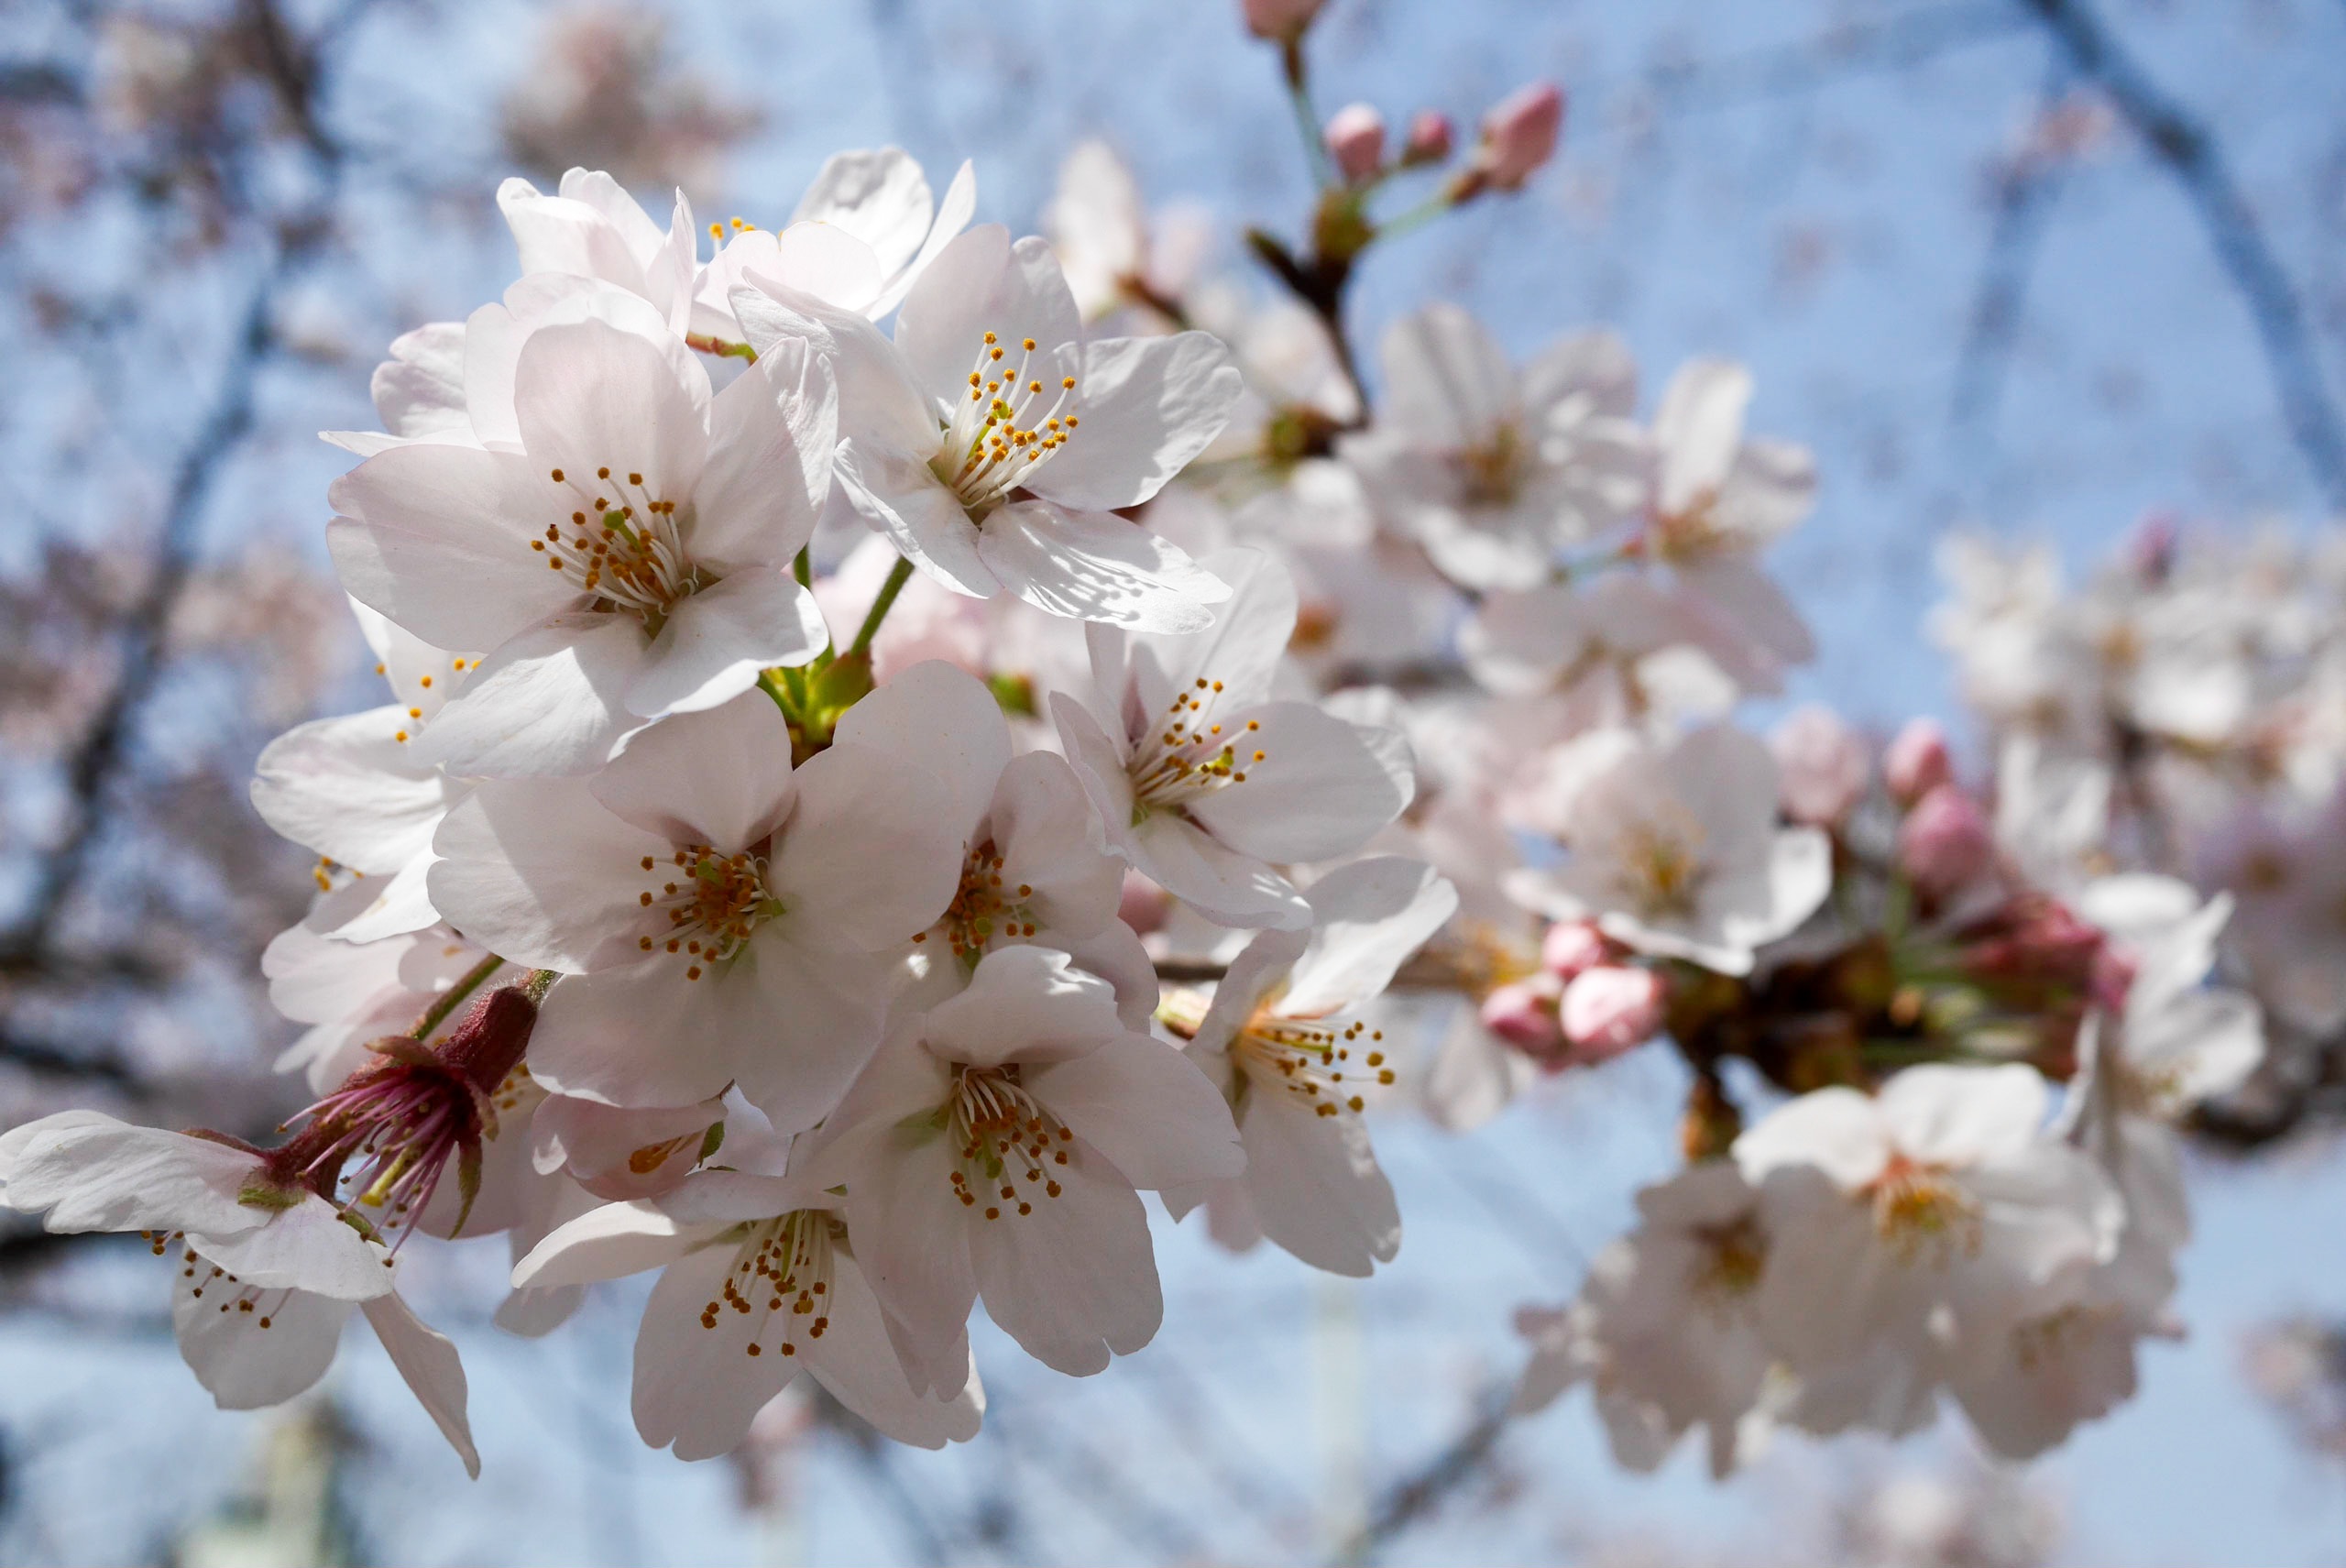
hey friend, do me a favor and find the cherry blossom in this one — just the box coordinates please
[1161,857,1457,1276]
[1053,548,1416,928]
[732,223,1241,630]
[329,320,837,776]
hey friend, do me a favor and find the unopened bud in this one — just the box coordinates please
[1242,0,1325,42]
[1324,103,1387,184]
[1770,704,1869,827]
[434,984,543,1094]
[1561,965,1664,1061]
[1401,109,1453,166]
[1475,82,1563,192]
[1898,784,1994,897]
[1540,919,1608,981]
[1118,869,1172,937]
[1480,974,1564,1058]
[1884,718,1953,806]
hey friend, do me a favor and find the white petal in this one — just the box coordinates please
[192,1198,395,1300]
[836,445,999,599]
[728,938,893,1135]
[1182,702,1411,864]
[1121,546,1296,718]
[1733,1088,1889,1190]
[1652,358,1751,514]
[361,1291,481,1477]
[326,447,577,651]
[250,707,450,872]
[175,1272,349,1409]
[691,336,837,564]
[922,946,1124,1068]
[593,689,797,851]
[1376,303,1514,447]
[1,1116,263,1238]
[1234,1095,1398,1277]
[428,778,671,971]
[1028,332,1242,511]
[1281,857,1459,1018]
[768,741,961,951]
[806,1255,983,1447]
[832,660,1014,844]
[1029,1035,1244,1189]
[987,751,1124,936]
[511,318,710,506]
[629,569,828,718]
[1877,1064,2047,1168]
[1124,810,1310,930]
[969,1139,1161,1376]
[513,1198,721,1289]
[415,613,646,779]
[630,1242,794,1459]
[894,228,1080,401]
[977,500,1230,632]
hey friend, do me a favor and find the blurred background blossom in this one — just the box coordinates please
[4,0,2346,1563]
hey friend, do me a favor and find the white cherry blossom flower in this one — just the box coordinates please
[1505,724,1830,975]
[1512,1162,1774,1478]
[806,945,1243,1390]
[693,148,977,331]
[1053,548,1416,929]
[731,224,1241,631]
[831,660,1155,1021]
[328,319,837,776]
[1162,857,1457,1276]
[499,169,700,335]
[0,1112,477,1474]
[1339,306,1649,591]
[513,1168,983,1454]
[428,691,961,1127]
[1733,1065,2121,1438]
[1462,573,1745,734]
[2075,874,2264,1120]
[1640,358,1817,678]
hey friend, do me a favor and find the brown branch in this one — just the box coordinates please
[1339,1382,1514,1564]
[2021,0,2346,508]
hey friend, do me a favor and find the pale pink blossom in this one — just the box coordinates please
[1561,965,1664,1060]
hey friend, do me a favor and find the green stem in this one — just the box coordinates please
[1372,190,1454,245]
[794,545,812,588]
[758,668,796,716]
[408,954,505,1041]
[849,555,915,658]
[1281,38,1336,188]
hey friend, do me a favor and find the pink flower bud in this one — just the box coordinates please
[1884,718,1952,806]
[1770,704,1869,827]
[1480,974,1563,1057]
[1402,109,1453,165]
[1898,784,1994,897]
[1475,82,1563,191]
[1324,103,1387,183]
[1118,869,1171,937]
[1242,0,1325,41]
[1561,966,1664,1061]
[1540,919,1608,981]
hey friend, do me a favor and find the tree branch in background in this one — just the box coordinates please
[2022,0,2346,509]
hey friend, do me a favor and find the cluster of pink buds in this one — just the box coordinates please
[1481,920,1666,1069]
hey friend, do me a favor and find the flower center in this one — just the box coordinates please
[1689,1214,1765,1307]
[1650,488,1726,561]
[932,331,1080,517]
[945,1065,1074,1219]
[697,1209,839,1360]
[1454,420,1527,508]
[915,839,1039,966]
[1232,1009,1393,1119]
[1867,1154,1983,1266]
[632,845,778,980]
[1130,676,1267,818]
[533,465,696,626]
[1615,813,1705,920]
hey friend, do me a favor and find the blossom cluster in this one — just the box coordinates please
[0,0,2278,1486]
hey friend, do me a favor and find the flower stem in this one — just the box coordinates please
[1281,38,1336,189]
[408,954,506,1042]
[849,555,915,658]
[794,545,812,588]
